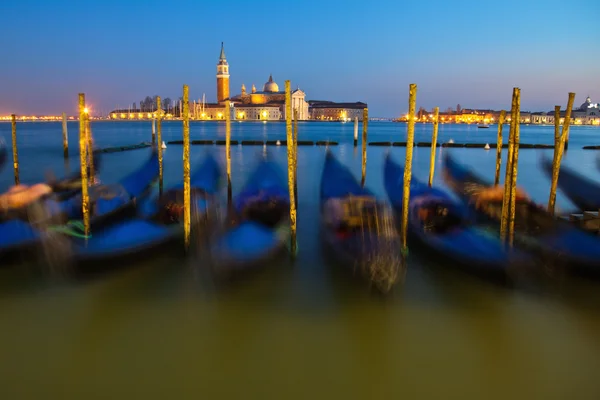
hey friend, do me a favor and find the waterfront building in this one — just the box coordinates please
[230,74,309,121]
[190,44,309,121]
[308,101,368,121]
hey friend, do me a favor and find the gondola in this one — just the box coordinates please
[320,151,402,293]
[0,149,158,263]
[208,155,290,277]
[70,153,221,269]
[383,153,533,282]
[442,153,600,278]
[540,156,600,212]
[0,149,104,224]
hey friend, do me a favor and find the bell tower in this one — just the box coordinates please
[216,42,230,103]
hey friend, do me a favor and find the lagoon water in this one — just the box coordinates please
[1,121,600,399]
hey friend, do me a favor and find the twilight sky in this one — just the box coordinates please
[0,0,598,117]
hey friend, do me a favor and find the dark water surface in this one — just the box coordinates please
[1,121,600,398]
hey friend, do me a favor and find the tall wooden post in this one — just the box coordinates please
[507,89,521,246]
[62,112,69,158]
[361,108,368,187]
[78,94,90,238]
[285,80,297,256]
[157,96,163,195]
[401,84,417,253]
[182,85,191,249]
[428,107,439,187]
[494,110,506,186]
[548,93,575,215]
[501,88,520,244]
[10,114,19,185]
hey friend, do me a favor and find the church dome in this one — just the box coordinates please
[263,74,279,92]
[581,96,592,110]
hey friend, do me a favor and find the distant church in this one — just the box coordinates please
[193,43,309,121]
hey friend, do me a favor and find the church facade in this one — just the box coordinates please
[192,43,310,121]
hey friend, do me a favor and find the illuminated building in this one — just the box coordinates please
[308,101,368,121]
[216,42,230,103]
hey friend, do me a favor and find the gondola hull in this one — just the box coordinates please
[443,153,600,278]
[320,151,402,293]
[70,154,221,271]
[0,149,159,264]
[384,153,533,282]
[540,156,600,212]
[209,157,290,277]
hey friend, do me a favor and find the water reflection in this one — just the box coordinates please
[1,122,600,397]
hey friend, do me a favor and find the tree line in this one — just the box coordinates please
[134,95,184,112]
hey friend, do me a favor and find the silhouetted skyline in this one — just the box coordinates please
[1,0,598,117]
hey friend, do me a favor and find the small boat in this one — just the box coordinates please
[383,153,532,282]
[0,149,158,262]
[0,150,103,222]
[442,153,600,278]
[320,151,402,293]
[208,155,290,277]
[70,153,221,268]
[478,124,490,129]
[540,156,600,211]
[46,149,158,229]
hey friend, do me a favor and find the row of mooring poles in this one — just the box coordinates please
[547,93,575,216]
[285,80,298,255]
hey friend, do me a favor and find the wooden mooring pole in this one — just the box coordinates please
[353,116,358,147]
[285,80,297,256]
[507,89,521,246]
[225,100,232,207]
[428,107,439,187]
[500,88,520,245]
[182,85,191,250]
[548,93,575,216]
[401,84,417,254]
[494,110,506,186]
[62,112,68,158]
[361,108,368,187]
[552,105,560,166]
[10,114,19,185]
[156,96,163,195]
[78,94,90,238]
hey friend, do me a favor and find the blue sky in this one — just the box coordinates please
[0,0,598,117]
